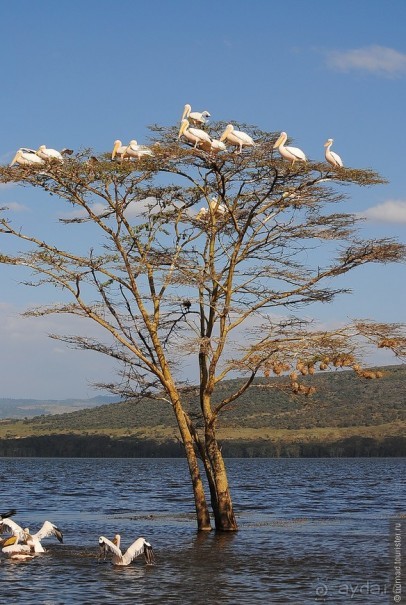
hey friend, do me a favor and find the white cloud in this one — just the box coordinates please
[61,197,180,220]
[60,201,109,219]
[359,200,406,223]
[326,45,406,77]
[125,197,158,218]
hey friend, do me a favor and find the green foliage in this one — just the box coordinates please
[1,365,404,457]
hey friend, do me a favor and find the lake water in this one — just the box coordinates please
[0,457,404,604]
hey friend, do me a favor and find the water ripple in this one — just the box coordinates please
[0,457,404,603]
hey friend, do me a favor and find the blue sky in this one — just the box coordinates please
[0,0,405,399]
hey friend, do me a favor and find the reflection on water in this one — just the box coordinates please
[0,458,404,603]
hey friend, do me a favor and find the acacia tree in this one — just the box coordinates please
[1,123,405,531]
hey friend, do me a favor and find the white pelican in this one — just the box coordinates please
[98,535,155,566]
[178,119,212,148]
[125,140,154,159]
[324,138,343,168]
[111,140,131,161]
[196,198,226,219]
[36,145,64,162]
[0,518,63,553]
[198,138,227,154]
[23,521,63,553]
[273,132,307,165]
[219,124,255,154]
[208,197,226,215]
[181,104,211,126]
[0,517,25,541]
[196,207,208,220]
[9,148,45,167]
[2,536,34,561]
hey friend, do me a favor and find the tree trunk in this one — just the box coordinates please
[205,429,238,531]
[184,439,212,531]
[171,397,212,531]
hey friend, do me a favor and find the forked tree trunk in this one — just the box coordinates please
[170,396,212,531]
[173,401,237,531]
[205,428,238,531]
[184,440,212,531]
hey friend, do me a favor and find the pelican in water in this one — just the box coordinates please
[324,138,343,168]
[0,518,63,553]
[98,535,155,566]
[219,124,255,154]
[181,104,211,126]
[0,517,25,541]
[1,536,34,561]
[125,140,154,159]
[9,148,45,167]
[23,521,63,553]
[273,132,307,165]
[0,511,17,548]
[178,119,212,148]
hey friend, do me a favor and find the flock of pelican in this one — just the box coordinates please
[0,509,155,566]
[178,103,256,155]
[7,103,344,169]
[0,509,63,561]
[177,103,343,166]
[111,139,154,161]
[9,146,73,167]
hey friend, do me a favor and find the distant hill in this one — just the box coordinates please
[0,365,404,457]
[0,395,119,419]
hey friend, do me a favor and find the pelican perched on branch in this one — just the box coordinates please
[219,124,255,154]
[324,138,343,168]
[125,140,154,159]
[273,132,306,165]
[9,148,45,167]
[36,145,64,162]
[111,139,131,161]
[36,145,73,161]
[178,119,212,148]
[98,535,155,566]
[0,518,63,553]
[196,197,227,220]
[208,196,226,215]
[198,138,227,154]
[181,104,211,126]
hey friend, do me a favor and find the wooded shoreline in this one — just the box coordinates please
[0,433,404,458]
[1,366,404,458]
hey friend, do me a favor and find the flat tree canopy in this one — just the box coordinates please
[1,123,405,530]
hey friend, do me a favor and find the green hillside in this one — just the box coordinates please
[0,365,405,457]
